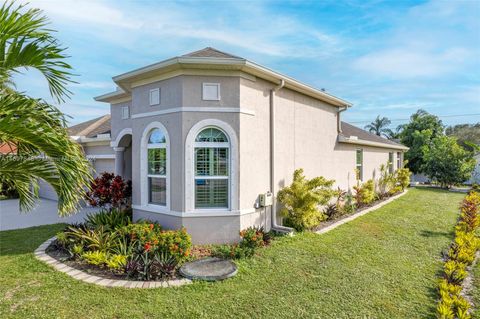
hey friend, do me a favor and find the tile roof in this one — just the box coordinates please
[68,115,111,138]
[181,47,243,59]
[340,121,405,147]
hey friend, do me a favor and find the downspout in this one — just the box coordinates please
[269,79,292,233]
[337,106,349,133]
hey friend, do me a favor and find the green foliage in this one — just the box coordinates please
[353,179,376,207]
[399,109,444,174]
[106,254,127,270]
[437,191,480,318]
[422,135,476,188]
[85,208,132,231]
[277,168,336,231]
[65,226,118,253]
[213,226,272,259]
[377,163,396,197]
[126,250,178,281]
[0,2,93,215]
[446,123,480,152]
[364,115,394,138]
[81,251,108,266]
[122,222,191,263]
[394,165,411,191]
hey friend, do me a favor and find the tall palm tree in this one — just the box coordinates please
[364,115,394,139]
[0,2,92,215]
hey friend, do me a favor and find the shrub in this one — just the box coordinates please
[213,244,252,259]
[81,251,108,266]
[353,179,376,207]
[106,254,127,270]
[65,226,119,253]
[85,208,132,231]
[122,223,191,263]
[277,168,336,231]
[126,249,179,281]
[324,188,348,221]
[239,226,267,250]
[394,165,411,191]
[85,172,132,210]
[377,163,395,198]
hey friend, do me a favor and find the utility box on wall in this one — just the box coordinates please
[259,192,273,207]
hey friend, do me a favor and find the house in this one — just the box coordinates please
[38,115,115,200]
[57,47,408,244]
[467,153,480,185]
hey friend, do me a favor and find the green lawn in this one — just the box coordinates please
[0,188,464,318]
[471,259,480,318]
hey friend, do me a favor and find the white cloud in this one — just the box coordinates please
[353,47,471,78]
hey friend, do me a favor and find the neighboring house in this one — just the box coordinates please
[38,115,116,200]
[51,47,407,243]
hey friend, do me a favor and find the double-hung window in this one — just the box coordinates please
[147,129,167,205]
[397,152,402,169]
[356,149,363,181]
[194,128,229,209]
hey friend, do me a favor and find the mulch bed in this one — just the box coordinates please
[45,242,127,280]
[313,193,401,232]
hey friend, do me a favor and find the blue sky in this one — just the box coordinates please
[15,0,480,128]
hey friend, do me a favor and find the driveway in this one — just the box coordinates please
[0,199,99,231]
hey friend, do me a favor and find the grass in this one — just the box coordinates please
[0,188,464,318]
[471,259,480,318]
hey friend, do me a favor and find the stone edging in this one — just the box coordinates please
[34,237,192,288]
[316,190,408,235]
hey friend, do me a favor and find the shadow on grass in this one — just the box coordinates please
[0,224,64,256]
[419,230,453,239]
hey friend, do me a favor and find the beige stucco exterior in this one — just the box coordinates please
[93,50,407,244]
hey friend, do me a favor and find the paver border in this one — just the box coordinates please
[316,189,408,235]
[34,237,192,288]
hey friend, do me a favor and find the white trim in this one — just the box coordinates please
[185,119,239,213]
[140,122,170,211]
[110,128,133,148]
[149,88,160,106]
[132,205,255,217]
[202,83,221,101]
[86,154,115,160]
[338,135,409,150]
[131,107,255,119]
[121,106,130,119]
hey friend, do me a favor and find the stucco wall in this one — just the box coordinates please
[110,101,132,140]
[239,77,402,212]
[82,144,115,156]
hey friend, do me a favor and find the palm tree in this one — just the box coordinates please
[0,2,92,215]
[364,115,394,138]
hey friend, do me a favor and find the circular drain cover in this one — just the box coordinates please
[179,257,237,281]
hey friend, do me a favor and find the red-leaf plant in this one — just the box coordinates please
[85,172,132,210]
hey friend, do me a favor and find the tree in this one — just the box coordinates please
[446,123,480,152]
[0,2,92,215]
[422,135,475,188]
[400,109,444,174]
[364,115,394,138]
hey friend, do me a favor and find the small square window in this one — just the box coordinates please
[121,106,129,119]
[202,83,220,101]
[149,88,160,106]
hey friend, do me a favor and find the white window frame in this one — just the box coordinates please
[140,122,170,212]
[194,130,230,209]
[121,106,129,119]
[356,149,363,181]
[397,152,402,169]
[388,152,394,174]
[185,119,238,213]
[202,83,221,101]
[149,88,160,106]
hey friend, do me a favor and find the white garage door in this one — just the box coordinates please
[38,179,58,200]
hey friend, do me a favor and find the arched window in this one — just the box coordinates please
[147,128,167,206]
[194,127,229,208]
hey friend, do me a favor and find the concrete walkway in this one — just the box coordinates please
[0,199,98,231]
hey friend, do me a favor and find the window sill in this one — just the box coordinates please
[132,205,256,218]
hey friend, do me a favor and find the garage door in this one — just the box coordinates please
[38,179,58,200]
